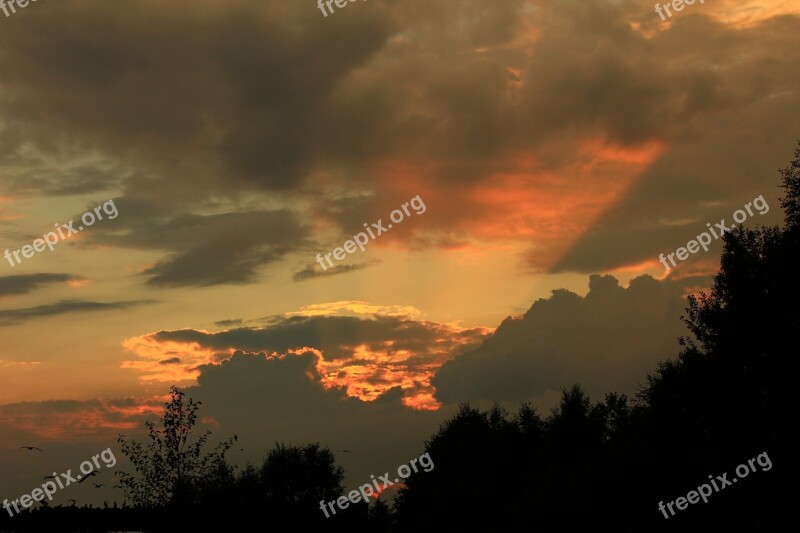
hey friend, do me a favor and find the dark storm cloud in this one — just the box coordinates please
[0,298,155,326]
[433,274,691,404]
[0,0,396,193]
[0,273,82,296]
[0,0,798,275]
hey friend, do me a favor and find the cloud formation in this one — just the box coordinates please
[433,274,691,404]
[122,304,490,409]
[293,260,379,282]
[0,397,164,441]
[0,299,155,326]
[0,273,82,296]
[2,1,795,282]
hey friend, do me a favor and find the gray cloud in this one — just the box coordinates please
[1,1,797,276]
[0,273,82,296]
[215,319,244,328]
[0,299,155,326]
[186,350,449,488]
[550,100,798,273]
[123,310,490,408]
[433,274,692,404]
[1,164,125,198]
[84,197,312,287]
[0,0,396,194]
[148,314,485,362]
[293,260,379,282]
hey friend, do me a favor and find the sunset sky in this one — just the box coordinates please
[1,0,799,505]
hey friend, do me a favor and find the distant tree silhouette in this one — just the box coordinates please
[259,442,344,507]
[116,386,237,507]
[394,391,633,531]
[369,498,393,531]
[545,384,605,449]
[230,463,263,507]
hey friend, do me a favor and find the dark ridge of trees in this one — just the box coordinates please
[3,144,800,531]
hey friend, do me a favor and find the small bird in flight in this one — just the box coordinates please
[342,449,354,453]
[20,446,43,451]
[93,483,105,488]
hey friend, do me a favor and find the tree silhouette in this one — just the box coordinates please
[630,142,800,530]
[116,386,237,507]
[260,442,344,506]
[368,498,393,531]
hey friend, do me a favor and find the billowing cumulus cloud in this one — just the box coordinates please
[122,303,490,409]
[184,350,449,488]
[433,274,692,404]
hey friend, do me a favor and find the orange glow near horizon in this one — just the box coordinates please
[0,399,164,441]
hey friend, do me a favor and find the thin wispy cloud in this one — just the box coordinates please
[0,273,84,296]
[0,299,156,326]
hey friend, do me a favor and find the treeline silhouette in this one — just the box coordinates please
[3,145,800,531]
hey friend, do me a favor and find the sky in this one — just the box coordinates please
[1,0,799,507]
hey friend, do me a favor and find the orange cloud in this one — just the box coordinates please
[0,398,165,441]
[121,334,236,384]
[313,344,449,411]
[363,137,665,272]
[122,306,492,411]
[0,360,42,368]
